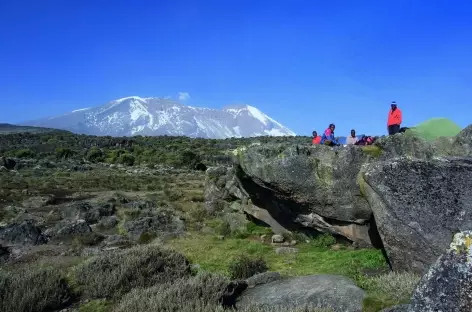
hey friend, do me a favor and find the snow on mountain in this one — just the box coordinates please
[22,97,296,139]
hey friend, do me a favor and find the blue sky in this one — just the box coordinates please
[1,0,471,136]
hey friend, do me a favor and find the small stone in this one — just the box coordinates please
[271,234,284,244]
[290,240,297,246]
[275,247,299,255]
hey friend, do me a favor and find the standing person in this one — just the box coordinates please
[320,123,340,146]
[312,131,321,144]
[346,129,358,145]
[387,101,402,135]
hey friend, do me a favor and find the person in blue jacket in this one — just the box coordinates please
[320,123,340,146]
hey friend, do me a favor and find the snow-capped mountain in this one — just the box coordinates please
[22,96,296,138]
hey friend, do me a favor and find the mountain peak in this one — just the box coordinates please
[22,96,296,138]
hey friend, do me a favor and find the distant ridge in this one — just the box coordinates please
[0,123,69,135]
[21,96,296,139]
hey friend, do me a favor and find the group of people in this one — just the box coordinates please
[312,101,403,146]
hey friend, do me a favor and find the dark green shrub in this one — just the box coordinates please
[74,232,105,246]
[86,148,104,162]
[310,233,337,248]
[71,245,191,299]
[118,153,135,166]
[0,266,70,312]
[228,255,268,279]
[55,147,75,159]
[138,232,157,244]
[115,272,229,312]
[216,220,232,237]
[15,148,35,158]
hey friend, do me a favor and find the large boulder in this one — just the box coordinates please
[0,221,47,246]
[362,157,472,272]
[236,274,365,312]
[236,143,373,223]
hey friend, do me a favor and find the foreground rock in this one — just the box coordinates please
[384,231,472,311]
[362,157,472,272]
[236,274,365,312]
[0,221,47,246]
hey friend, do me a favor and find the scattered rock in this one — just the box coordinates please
[275,247,299,255]
[362,157,472,272]
[246,272,281,288]
[0,221,47,246]
[237,274,365,312]
[271,234,285,244]
[96,216,118,229]
[123,212,185,241]
[61,201,115,224]
[55,220,92,237]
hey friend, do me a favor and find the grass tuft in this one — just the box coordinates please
[0,266,70,312]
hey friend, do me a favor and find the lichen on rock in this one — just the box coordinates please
[449,230,472,262]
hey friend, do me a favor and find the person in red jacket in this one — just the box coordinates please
[312,131,321,144]
[387,101,402,135]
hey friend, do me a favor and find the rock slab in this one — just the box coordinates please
[363,157,472,272]
[237,274,365,312]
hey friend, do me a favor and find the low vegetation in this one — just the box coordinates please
[0,266,70,312]
[70,245,191,299]
[0,129,429,312]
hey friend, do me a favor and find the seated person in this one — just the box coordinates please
[346,129,358,145]
[320,124,340,146]
[312,131,321,144]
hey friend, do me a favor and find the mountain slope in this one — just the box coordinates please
[409,118,462,141]
[22,96,296,139]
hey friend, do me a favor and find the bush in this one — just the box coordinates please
[74,232,105,246]
[310,233,337,248]
[71,245,191,299]
[56,147,75,159]
[0,266,70,312]
[228,255,268,279]
[118,153,135,166]
[115,272,229,312]
[360,272,420,311]
[15,148,35,158]
[86,148,104,162]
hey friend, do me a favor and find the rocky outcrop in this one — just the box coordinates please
[236,274,365,312]
[0,221,48,246]
[204,130,472,270]
[362,157,472,272]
